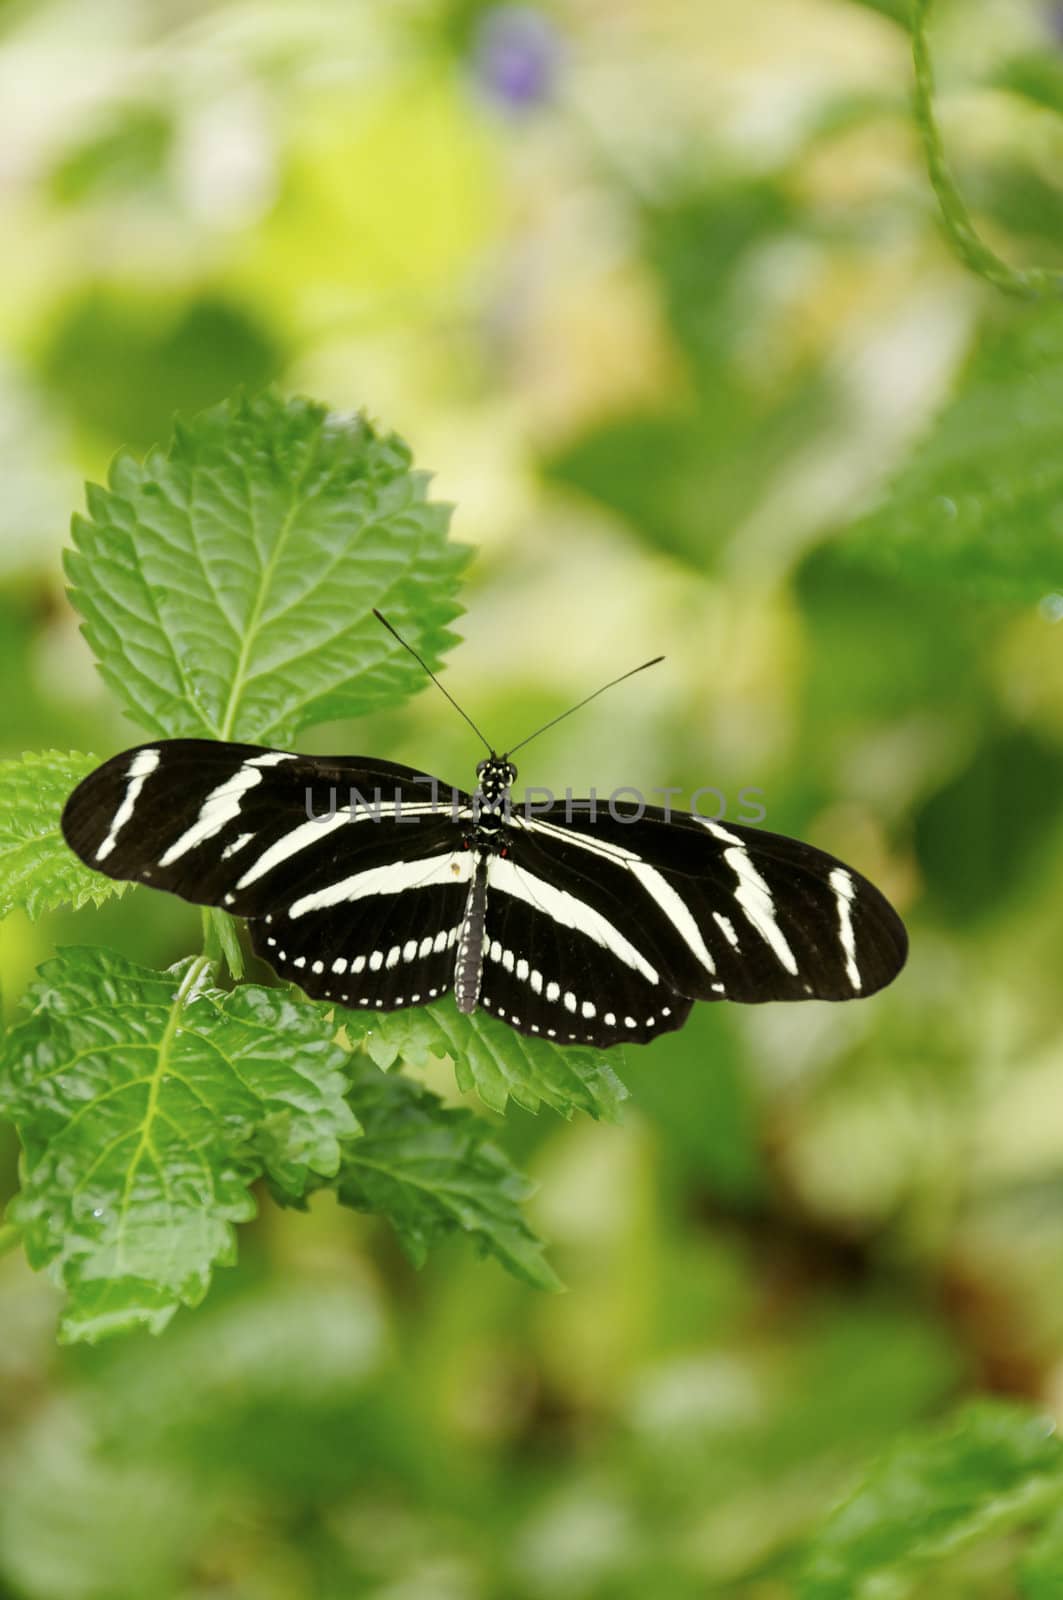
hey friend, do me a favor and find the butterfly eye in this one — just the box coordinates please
[476,760,488,776]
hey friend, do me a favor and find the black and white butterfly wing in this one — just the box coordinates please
[537,804,907,998]
[63,741,907,1045]
[478,833,694,1047]
[62,739,473,1009]
[476,802,906,1045]
[247,852,473,1011]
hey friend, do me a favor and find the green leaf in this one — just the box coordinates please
[842,304,1063,601]
[65,391,470,743]
[993,52,1063,120]
[845,0,908,22]
[545,181,839,569]
[43,288,284,454]
[0,947,359,1342]
[336,1054,561,1290]
[0,751,129,920]
[913,728,1063,922]
[47,102,175,205]
[798,1401,1063,1599]
[356,995,628,1121]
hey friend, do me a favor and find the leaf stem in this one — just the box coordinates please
[912,0,1063,299]
[201,908,245,981]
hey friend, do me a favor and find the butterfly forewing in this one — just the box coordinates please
[62,740,469,904]
[62,739,475,1002]
[516,803,907,1006]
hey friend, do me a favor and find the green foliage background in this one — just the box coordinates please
[1,0,1063,1595]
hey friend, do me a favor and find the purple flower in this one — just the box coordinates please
[472,5,562,110]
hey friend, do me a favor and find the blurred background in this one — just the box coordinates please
[2,0,1063,1594]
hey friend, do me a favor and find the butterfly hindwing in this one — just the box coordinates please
[248,864,471,1011]
[479,848,693,1045]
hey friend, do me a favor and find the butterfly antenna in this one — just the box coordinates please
[506,655,664,758]
[373,610,494,755]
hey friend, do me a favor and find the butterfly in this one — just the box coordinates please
[61,613,907,1049]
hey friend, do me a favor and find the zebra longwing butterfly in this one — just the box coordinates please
[61,617,907,1048]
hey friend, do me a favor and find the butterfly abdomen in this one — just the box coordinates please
[455,858,489,1014]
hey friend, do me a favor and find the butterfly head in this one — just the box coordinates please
[475,757,517,804]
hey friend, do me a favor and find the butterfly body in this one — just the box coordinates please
[61,739,907,1049]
